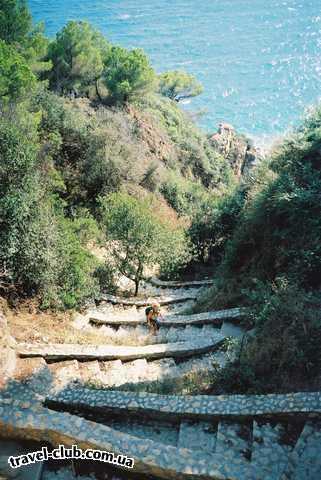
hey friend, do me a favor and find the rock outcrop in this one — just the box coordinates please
[210,123,260,178]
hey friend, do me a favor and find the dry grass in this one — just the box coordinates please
[3,299,161,347]
[4,301,110,346]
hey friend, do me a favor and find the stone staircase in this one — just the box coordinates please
[15,288,244,391]
[44,388,321,480]
[13,347,227,392]
[1,345,321,480]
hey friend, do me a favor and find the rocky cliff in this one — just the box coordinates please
[210,123,260,178]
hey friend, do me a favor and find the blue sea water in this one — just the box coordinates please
[29,0,321,141]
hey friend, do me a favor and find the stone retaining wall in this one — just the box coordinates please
[47,389,321,421]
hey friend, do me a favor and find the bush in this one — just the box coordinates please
[188,185,245,263]
[158,228,192,280]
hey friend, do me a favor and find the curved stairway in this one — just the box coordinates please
[1,279,321,480]
[15,279,246,392]
[1,372,320,480]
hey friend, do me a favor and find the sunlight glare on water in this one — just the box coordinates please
[29,0,321,140]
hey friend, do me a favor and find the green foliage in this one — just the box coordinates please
[158,70,203,102]
[93,264,117,294]
[100,192,190,293]
[0,0,31,44]
[22,22,51,76]
[188,186,245,263]
[142,95,233,189]
[100,192,164,294]
[222,280,321,393]
[32,91,151,208]
[158,228,192,280]
[47,21,110,95]
[53,217,99,309]
[0,111,99,309]
[160,173,208,216]
[0,40,36,101]
[102,46,155,104]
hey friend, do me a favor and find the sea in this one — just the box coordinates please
[29,0,321,145]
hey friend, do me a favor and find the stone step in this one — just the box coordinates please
[251,421,294,479]
[122,359,149,384]
[107,418,180,447]
[101,293,197,307]
[281,420,321,480]
[177,420,217,452]
[202,324,222,339]
[178,351,227,376]
[148,277,213,288]
[89,308,246,327]
[18,337,225,362]
[1,400,253,480]
[99,360,126,387]
[216,420,252,461]
[78,360,101,383]
[10,357,51,396]
[47,390,321,421]
[166,326,184,343]
[48,359,81,390]
[147,358,178,382]
[180,325,202,342]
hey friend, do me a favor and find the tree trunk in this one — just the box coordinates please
[95,79,102,102]
[134,279,139,296]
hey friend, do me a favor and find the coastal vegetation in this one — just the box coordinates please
[1,0,320,395]
[0,0,233,308]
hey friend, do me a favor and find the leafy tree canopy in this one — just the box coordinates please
[0,0,31,44]
[0,40,36,101]
[47,21,110,95]
[158,70,203,102]
[102,46,155,104]
[100,192,162,294]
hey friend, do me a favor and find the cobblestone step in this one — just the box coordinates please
[108,418,180,447]
[280,420,321,480]
[251,421,294,479]
[178,420,217,452]
[216,420,252,461]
